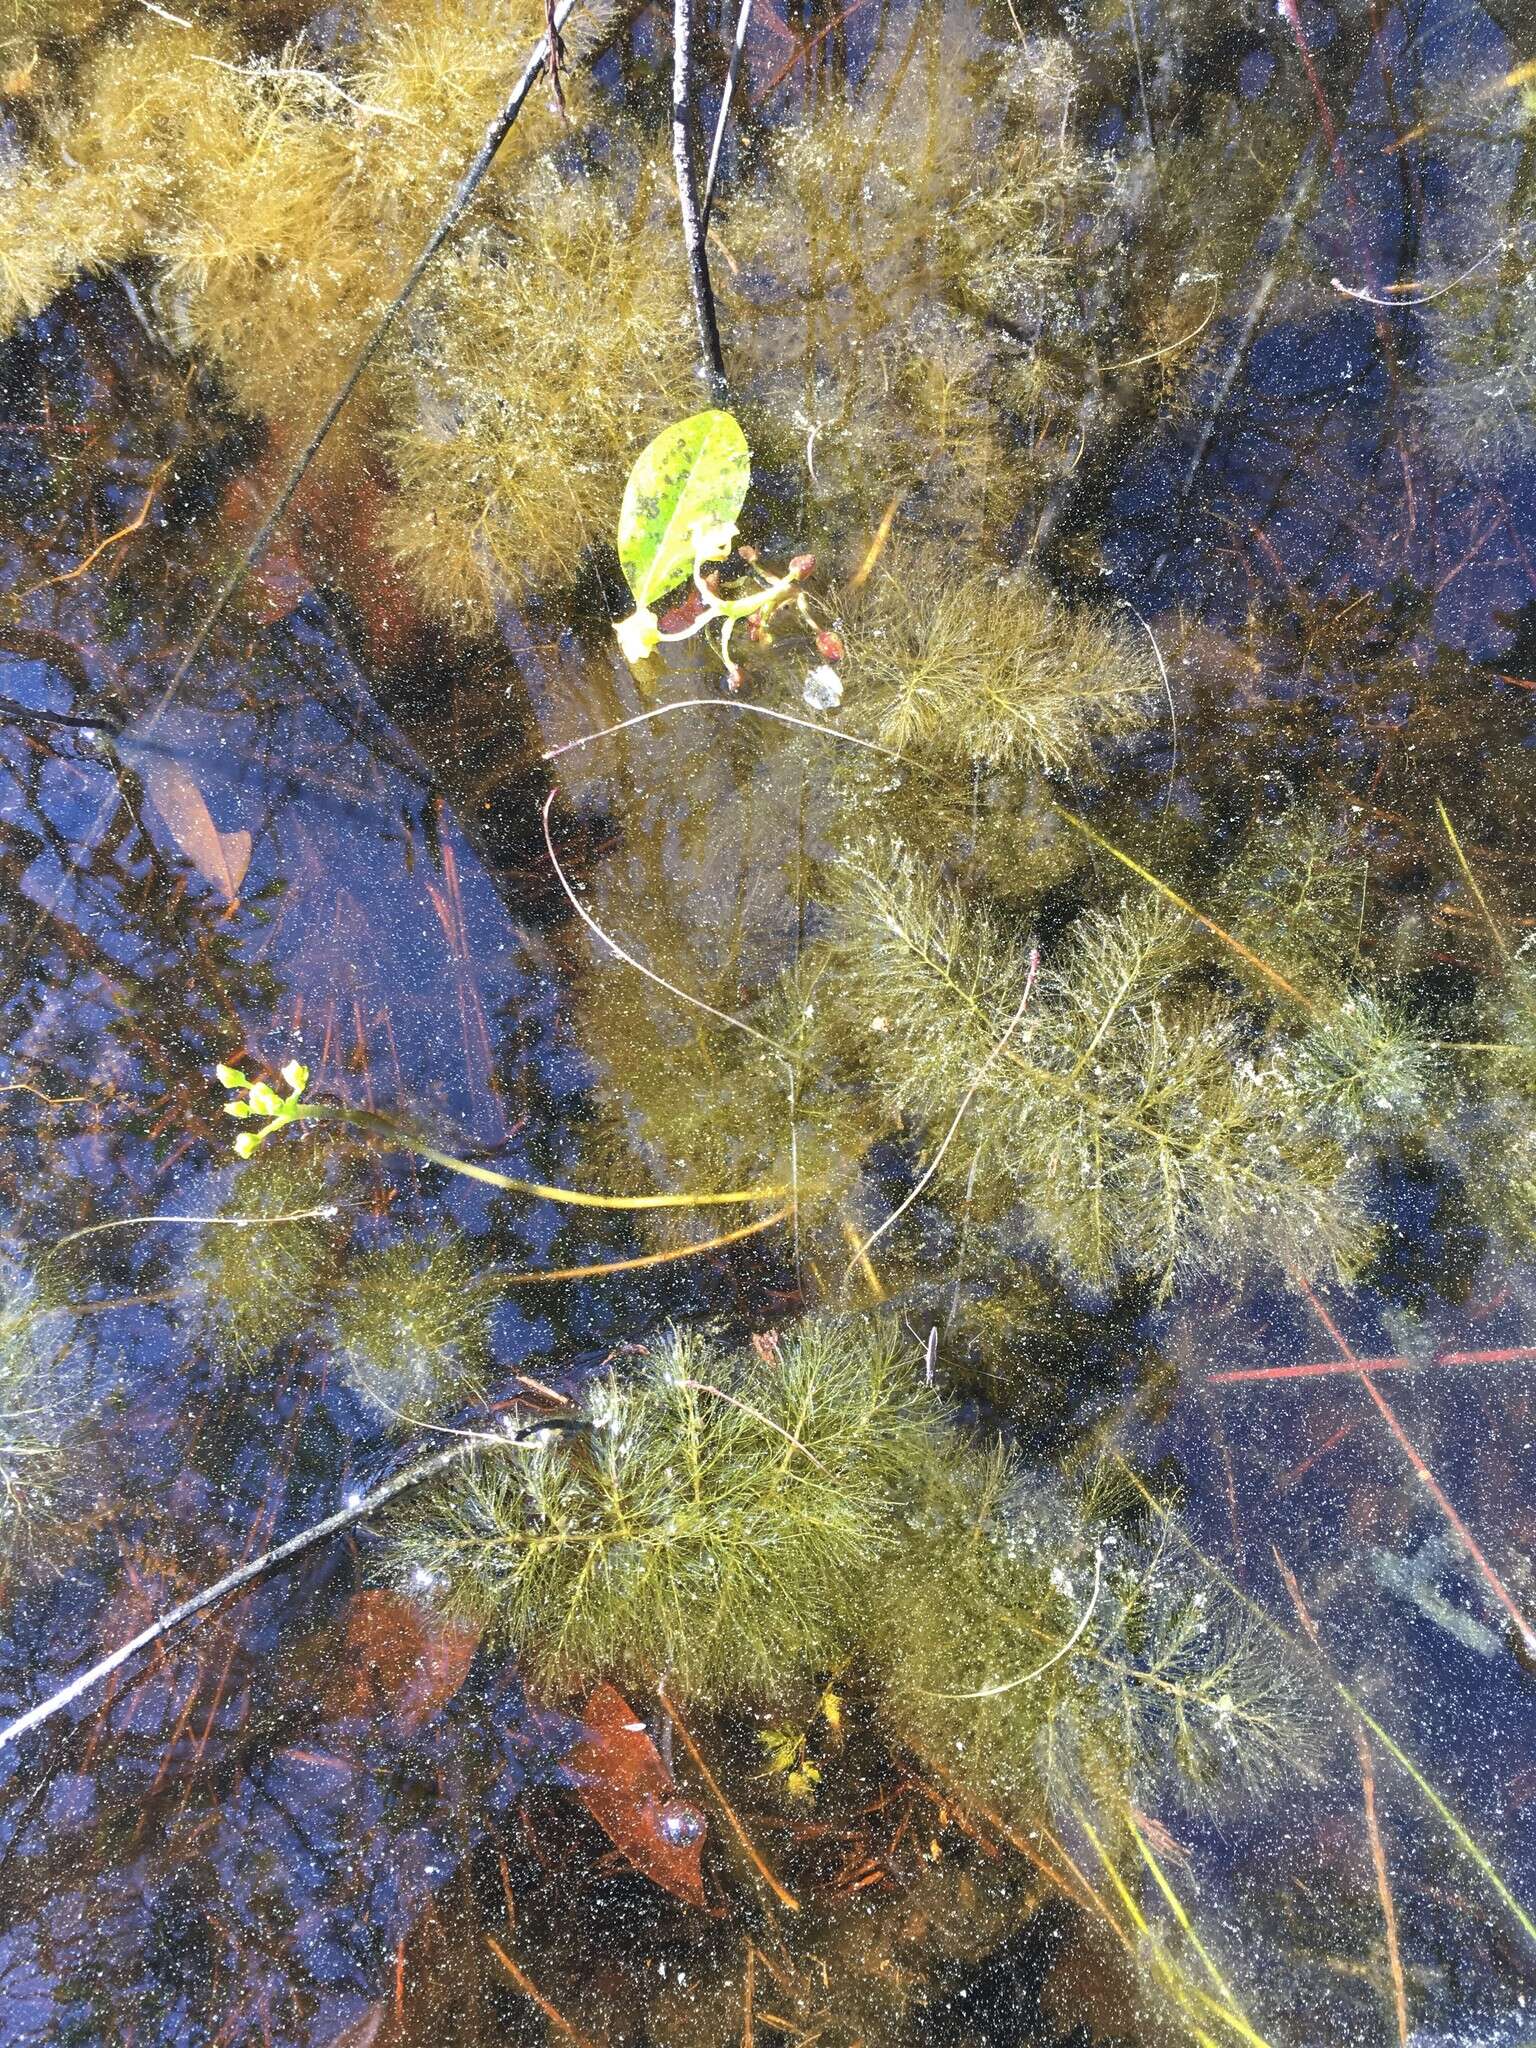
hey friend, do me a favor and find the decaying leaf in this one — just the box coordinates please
[563,1682,709,1907]
[125,749,252,905]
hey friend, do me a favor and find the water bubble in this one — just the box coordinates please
[654,1800,706,1848]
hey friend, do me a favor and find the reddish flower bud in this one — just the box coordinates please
[815,629,845,662]
[787,553,816,582]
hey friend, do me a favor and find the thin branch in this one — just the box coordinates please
[0,1419,572,1751]
[541,788,786,1055]
[542,696,909,766]
[656,1678,799,1910]
[701,0,754,232]
[672,0,728,398]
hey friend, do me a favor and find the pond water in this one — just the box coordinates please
[3,0,1536,2042]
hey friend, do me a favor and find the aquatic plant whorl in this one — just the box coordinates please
[331,1239,493,1420]
[841,542,1157,774]
[390,1317,949,1702]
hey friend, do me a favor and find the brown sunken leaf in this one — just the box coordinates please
[327,1589,481,1733]
[133,753,251,905]
[564,1683,708,1908]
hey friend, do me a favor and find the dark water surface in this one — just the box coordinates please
[3,0,1536,2042]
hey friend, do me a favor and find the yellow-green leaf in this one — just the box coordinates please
[617,410,750,608]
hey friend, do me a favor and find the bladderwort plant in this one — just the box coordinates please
[213,1057,791,1218]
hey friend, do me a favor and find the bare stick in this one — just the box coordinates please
[656,1678,799,1911]
[701,0,754,232]
[0,1419,567,1752]
[170,0,583,691]
[672,0,728,398]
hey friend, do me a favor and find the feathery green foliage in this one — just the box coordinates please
[1218,811,1443,1141]
[379,161,695,620]
[332,1239,492,1419]
[876,1453,1309,1827]
[821,847,1372,1296]
[0,1264,70,1560]
[843,542,1155,772]
[393,1317,947,1701]
[191,1146,346,1349]
[0,0,683,619]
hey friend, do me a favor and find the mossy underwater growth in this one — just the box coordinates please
[0,0,693,620]
[390,1316,1307,1873]
[0,1263,72,1562]
[719,34,1123,547]
[331,1237,493,1419]
[189,1142,346,1347]
[841,540,1156,773]
[392,1318,943,1701]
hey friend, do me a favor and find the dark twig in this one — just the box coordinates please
[0,1417,575,1752]
[169,0,584,693]
[543,0,569,117]
[700,0,754,232]
[672,0,728,398]
[0,696,119,737]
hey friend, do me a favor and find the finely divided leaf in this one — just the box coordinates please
[617,410,749,608]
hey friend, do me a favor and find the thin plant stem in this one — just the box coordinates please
[44,1205,340,1256]
[915,1546,1102,1700]
[1208,1344,1536,1385]
[672,0,728,397]
[1436,798,1512,963]
[496,1205,789,1285]
[656,1678,799,1910]
[344,1107,788,1209]
[541,788,787,1056]
[542,697,910,767]
[0,1420,573,1751]
[485,1938,596,2046]
[1353,1722,1410,2045]
[1053,804,1314,1012]
[1289,1270,1536,1662]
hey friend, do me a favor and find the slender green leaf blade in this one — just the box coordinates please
[617,410,749,607]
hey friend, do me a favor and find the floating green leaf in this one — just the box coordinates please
[617,409,750,608]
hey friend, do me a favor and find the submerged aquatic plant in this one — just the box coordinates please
[0,1265,70,1560]
[842,541,1154,773]
[392,1318,946,1701]
[821,849,1373,1297]
[191,1143,348,1351]
[876,1452,1308,1828]
[0,1,685,618]
[332,1239,493,1420]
